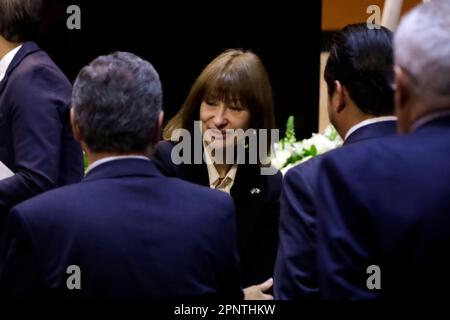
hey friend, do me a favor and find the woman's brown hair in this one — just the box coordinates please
[163,49,276,161]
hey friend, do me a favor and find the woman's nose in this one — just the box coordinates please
[212,107,228,127]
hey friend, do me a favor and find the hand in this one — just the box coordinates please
[243,278,274,300]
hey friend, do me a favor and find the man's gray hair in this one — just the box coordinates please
[394,0,450,107]
[72,52,163,153]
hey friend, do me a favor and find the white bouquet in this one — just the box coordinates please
[271,116,343,174]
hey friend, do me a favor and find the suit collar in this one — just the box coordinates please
[83,158,163,182]
[412,111,450,132]
[413,113,450,133]
[3,41,40,77]
[344,120,397,145]
[0,41,41,94]
[0,44,22,82]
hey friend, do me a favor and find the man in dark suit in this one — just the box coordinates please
[315,0,450,298]
[0,0,84,217]
[0,52,242,301]
[154,140,281,294]
[274,24,397,299]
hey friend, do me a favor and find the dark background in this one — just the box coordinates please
[36,0,321,139]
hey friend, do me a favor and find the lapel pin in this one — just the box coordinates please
[250,188,261,195]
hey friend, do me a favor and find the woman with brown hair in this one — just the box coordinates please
[154,49,282,298]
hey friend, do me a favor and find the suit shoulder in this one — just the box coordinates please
[320,136,403,176]
[153,140,176,164]
[284,151,330,187]
[9,51,71,91]
[154,140,175,155]
[11,183,84,220]
[262,168,282,185]
[162,177,235,226]
[153,141,178,175]
[164,176,233,206]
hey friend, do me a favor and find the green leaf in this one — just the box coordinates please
[285,115,296,144]
[285,151,304,165]
[303,145,317,157]
[83,153,88,173]
[279,115,297,150]
[328,126,338,141]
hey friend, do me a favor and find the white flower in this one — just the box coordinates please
[270,120,343,174]
[304,133,338,154]
[271,145,292,169]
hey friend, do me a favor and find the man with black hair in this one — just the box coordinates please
[0,0,83,218]
[274,23,397,299]
[316,0,450,298]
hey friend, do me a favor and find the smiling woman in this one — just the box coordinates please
[153,49,282,297]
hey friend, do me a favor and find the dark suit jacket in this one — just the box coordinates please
[274,120,396,299]
[316,115,450,298]
[154,140,282,287]
[0,42,83,216]
[0,158,242,301]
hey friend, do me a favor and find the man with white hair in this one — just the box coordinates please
[315,0,450,299]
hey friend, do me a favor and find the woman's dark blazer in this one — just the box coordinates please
[153,140,282,287]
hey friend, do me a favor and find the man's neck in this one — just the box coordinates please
[338,114,375,140]
[0,37,21,61]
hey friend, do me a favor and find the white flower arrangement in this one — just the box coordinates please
[271,116,343,174]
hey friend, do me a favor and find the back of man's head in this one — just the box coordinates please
[325,23,394,116]
[395,0,450,109]
[72,52,163,154]
[0,0,42,42]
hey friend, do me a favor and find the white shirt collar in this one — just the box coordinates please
[203,141,238,194]
[411,110,450,132]
[0,44,22,82]
[86,155,150,174]
[344,116,397,141]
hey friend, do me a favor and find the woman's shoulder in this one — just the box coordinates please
[260,168,283,194]
[154,140,176,156]
[153,140,177,175]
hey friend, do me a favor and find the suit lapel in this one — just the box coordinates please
[231,165,264,216]
[0,42,41,96]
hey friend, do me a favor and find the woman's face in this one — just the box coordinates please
[200,99,251,148]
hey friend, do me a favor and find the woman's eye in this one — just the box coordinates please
[230,106,243,112]
[205,100,216,106]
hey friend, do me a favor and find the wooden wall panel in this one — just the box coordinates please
[322,0,422,31]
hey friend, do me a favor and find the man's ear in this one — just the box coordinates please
[331,80,346,114]
[394,66,410,114]
[394,66,414,134]
[70,108,82,143]
[151,111,164,146]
